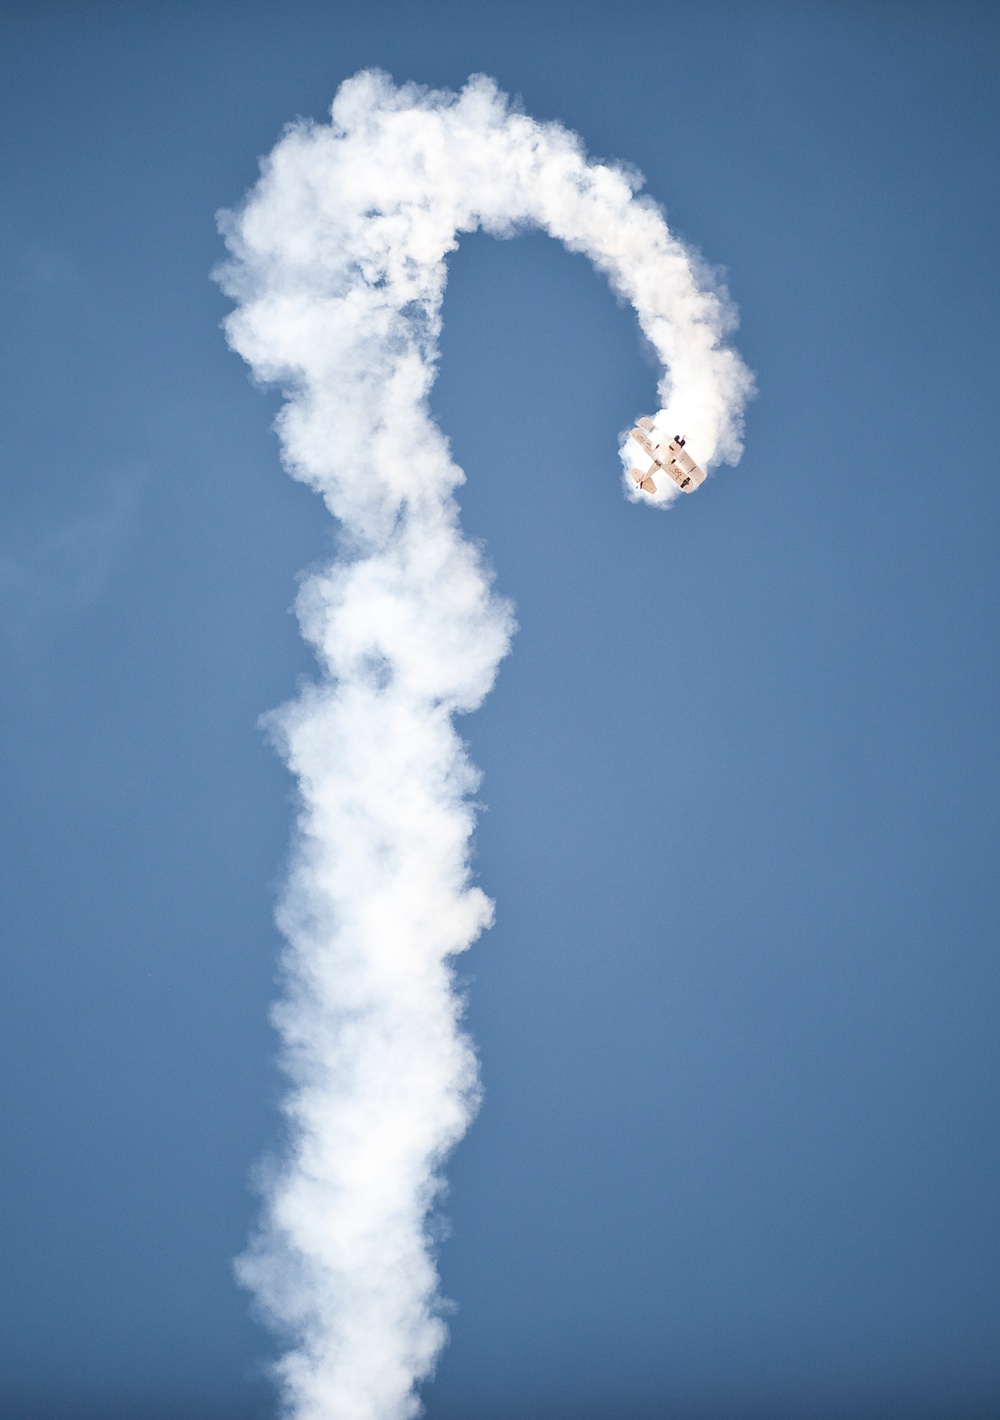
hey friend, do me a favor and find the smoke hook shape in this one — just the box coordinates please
[216,70,751,1420]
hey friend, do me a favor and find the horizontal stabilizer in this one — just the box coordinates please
[628,468,657,494]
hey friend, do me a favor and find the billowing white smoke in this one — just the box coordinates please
[216,70,751,1420]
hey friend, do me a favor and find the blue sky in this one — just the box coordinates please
[1,3,998,1417]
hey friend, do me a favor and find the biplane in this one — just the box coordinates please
[628,418,706,495]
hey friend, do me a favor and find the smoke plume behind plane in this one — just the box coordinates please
[216,70,751,1420]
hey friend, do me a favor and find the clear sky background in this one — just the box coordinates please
[1,3,998,1418]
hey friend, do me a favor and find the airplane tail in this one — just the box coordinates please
[629,468,657,494]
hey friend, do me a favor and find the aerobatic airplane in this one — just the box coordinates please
[628,417,706,495]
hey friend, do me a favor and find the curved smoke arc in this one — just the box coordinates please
[216,70,752,1420]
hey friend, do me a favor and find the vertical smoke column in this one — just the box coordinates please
[217,71,751,1420]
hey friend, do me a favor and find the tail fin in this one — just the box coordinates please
[629,468,657,495]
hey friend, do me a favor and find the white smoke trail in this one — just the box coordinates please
[216,71,751,1420]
